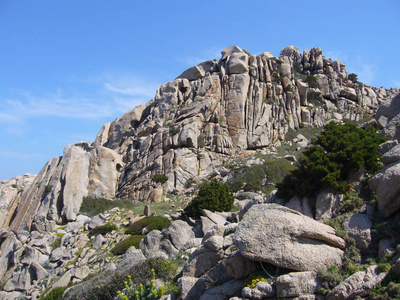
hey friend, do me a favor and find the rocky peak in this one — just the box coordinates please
[1,45,398,236]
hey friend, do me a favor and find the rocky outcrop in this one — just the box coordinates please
[233,204,345,271]
[326,265,387,300]
[0,174,36,228]
[3,45,397,239]
[0,45,399,299]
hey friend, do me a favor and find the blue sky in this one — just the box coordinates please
[0,0,399,180]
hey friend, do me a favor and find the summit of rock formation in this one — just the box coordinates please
[0,45,399,300]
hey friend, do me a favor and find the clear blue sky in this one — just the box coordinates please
[0,0,399,180]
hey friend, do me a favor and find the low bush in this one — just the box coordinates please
[89,223,117,237]
[40,287,66,300]
[152,174,168,184]
[228,158,295,193]
[80,197,134,217]
[111,235,145,255]
[184,180,234,217]
[117,269,164,300]
[61,257,179,300]
[125,216,171,235]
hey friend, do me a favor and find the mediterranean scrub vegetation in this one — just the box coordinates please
[276,122,385,200]
[184,180,234,217]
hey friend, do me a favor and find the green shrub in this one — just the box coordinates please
[197,134,205,148]
[89,223,118,237]
[62,257,180,300]
[80,197,134,217]
[111,235,145,255]
[276,122,385,200]
[117,269,164,300]
[40,287,66,300]
[317,266,344,295]
[228,158,295,193]
[304,75,318,88]
[152,174,168,184]
[184,180,234,217]
[126,216,171,235]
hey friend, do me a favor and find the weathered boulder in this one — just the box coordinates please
[276,271,321,298]
[178,276,207,300]
[233,204,345,271]
[315,189,344,221]
[343,214,372,251]
[165,220,196,251]
[369,161,400,216]
[199,279,244,300]
[326,265,387,300]
[381,144,400,165]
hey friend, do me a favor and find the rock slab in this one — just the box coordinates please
[233,204,345,271]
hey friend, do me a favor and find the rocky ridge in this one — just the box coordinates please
[0,45,400,299]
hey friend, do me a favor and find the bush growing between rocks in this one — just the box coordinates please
[228,158,295,193]
[117,269,164,300]
[62,257,179,300]
[277,122,385,200]
[40,287,66,300]
[152,174,168,184]
[184,180,234,217]
[125,216,171,235]
[89,223,117,237]
[80,197,134,217]
[111,235,145,255]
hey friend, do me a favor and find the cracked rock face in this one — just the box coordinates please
[233,204,345,271]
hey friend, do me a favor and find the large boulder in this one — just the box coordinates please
[276,271,321,298]
[369,161,400,217]
[343,214,372,251]
[233,204,345,271]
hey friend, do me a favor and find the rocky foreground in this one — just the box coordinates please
[1,45,400,299]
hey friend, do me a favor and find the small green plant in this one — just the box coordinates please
[197,134,205,148]
[89,223,118,237]
[111,235,145,255]
[11,184,17,188]
[169,127,180,136]
[117,269,164,300]
[184,180,234,217]
[126,216,171,235]
[40,287,66,300]
[304,75,318,88]
[185,177,196,189]
[152,174,168,184]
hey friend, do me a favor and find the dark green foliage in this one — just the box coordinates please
[89,223,117,237]
[317,266,344,295]
[152,174,168,184]
[348,73,358,83]
[111,235,145,255]
[369,271,400,299]
[197,134,205,148]
[184,180,234,217]
[304,75,318,88]
[277,122,385,200]
[372,211,400,243]
[80,197,134,217]
[125,216,171,235]
[228,158,295,193]
[41,287,66,300]
[338,191,363,214]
